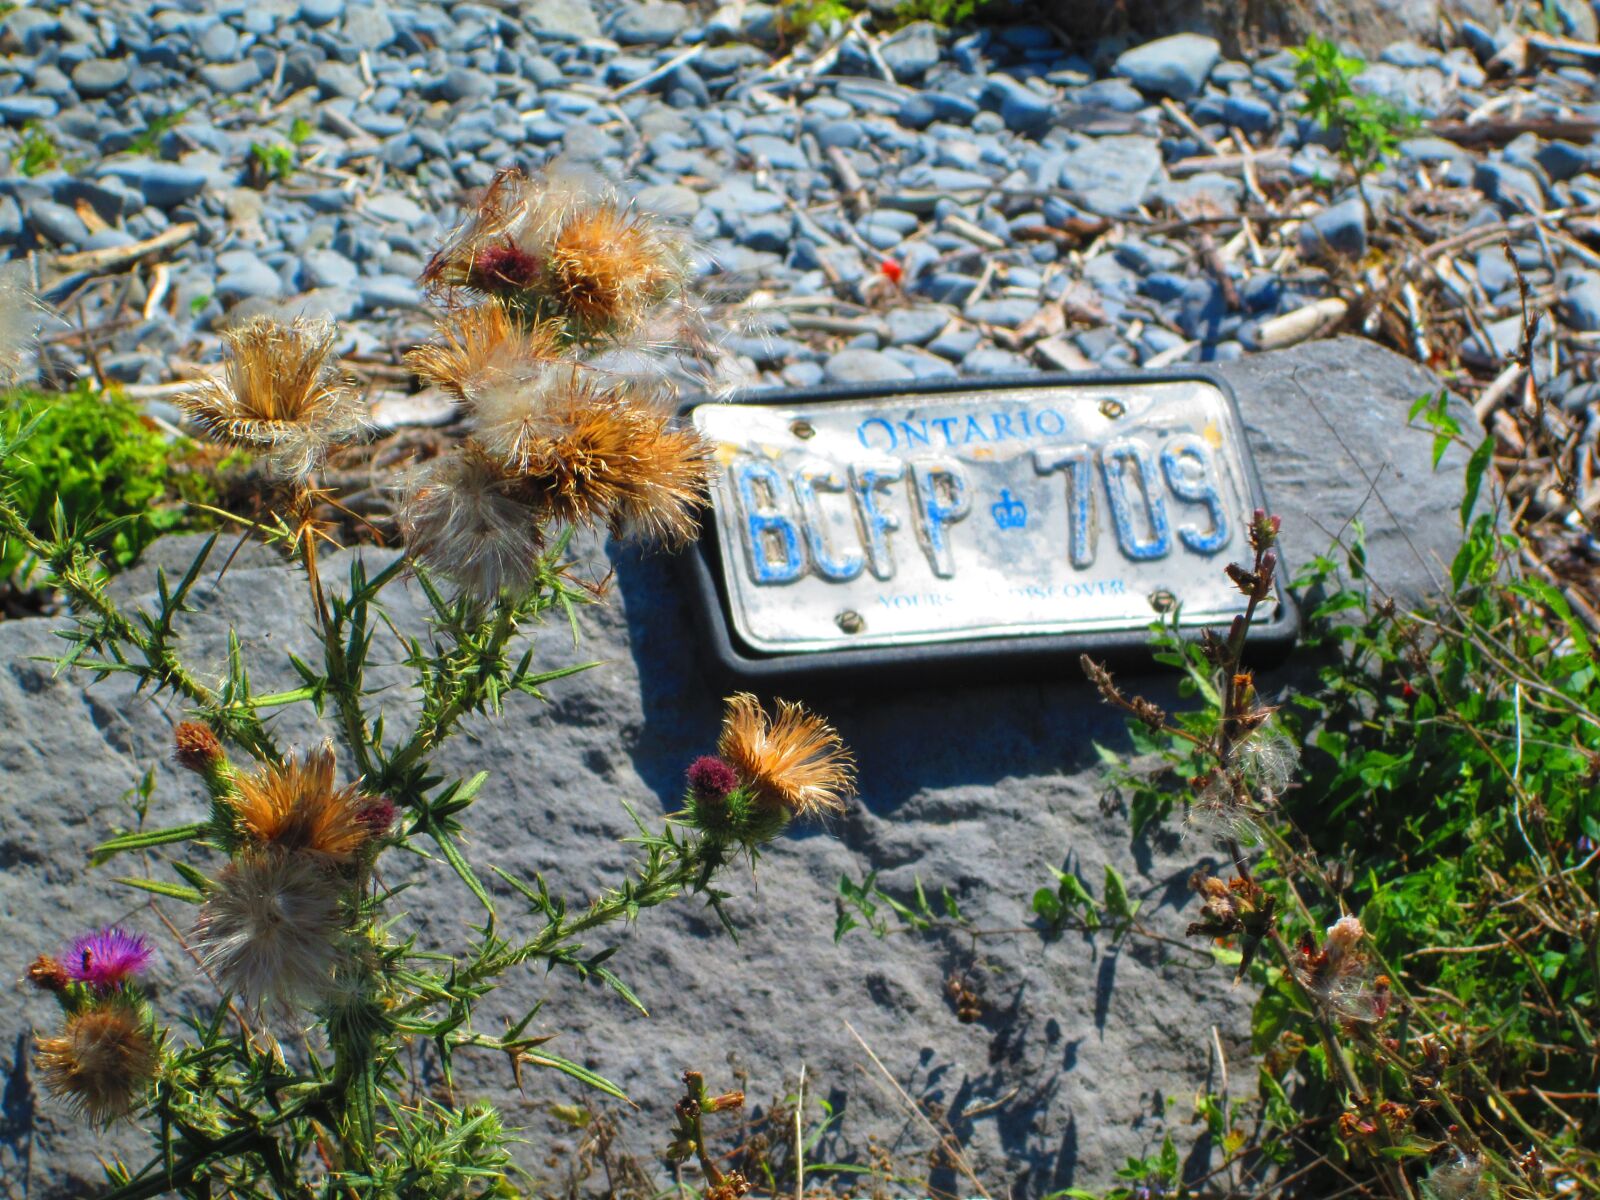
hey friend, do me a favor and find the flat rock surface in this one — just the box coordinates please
[0,338,1472,1198]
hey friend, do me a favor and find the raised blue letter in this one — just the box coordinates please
[793,461,864,582]
[733,459,804,584]
[1100,439,1171,562]
[850,461,904,580]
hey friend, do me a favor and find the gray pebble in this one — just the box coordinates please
[25,198,90,247]
[71,58,132,97]
[1113,33,1220,100]
[824,347,914,383]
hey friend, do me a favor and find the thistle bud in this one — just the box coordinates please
[27,954,70,994]
[173,722,223,774]
[1249,510,1281,552]
[704,1090,744,1113]
[686,756,738,803]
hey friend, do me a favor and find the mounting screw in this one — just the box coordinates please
[1099,398,1126,420]
[836,610,865,634]
[1148,589,1176,613]
[791,419,816,439]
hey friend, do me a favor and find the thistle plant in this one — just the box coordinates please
[2,167,856,1198]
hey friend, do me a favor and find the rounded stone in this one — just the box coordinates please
[70,58,131,97]
[824,347,914,384]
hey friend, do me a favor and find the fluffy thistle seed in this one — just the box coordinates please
[717,693,856,818]
[229,745,373,864]
[66,927,154,990]
[404,302,564,401]
[422,168,691,340]
[398,449,543,603]
[473,368,714,547]
[193,850,345,1010]
[179,317,367,480]
[36,1003,158,1125]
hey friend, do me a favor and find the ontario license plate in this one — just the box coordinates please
[686,374,1292,677]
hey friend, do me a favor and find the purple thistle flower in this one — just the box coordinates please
[65,927,153,990]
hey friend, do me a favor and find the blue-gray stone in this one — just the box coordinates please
[1475,160,1545,214]
[965,298,1039,328]
[1560,273,1600,332]
[610,2,691,45]
[0,8,59,54]
[811,119,863,150]
[896,96,938,130]
[962,345,1030,375]
[1113,33,1220,100]
[365,193,429,226]
[25,199,90,247]
[0,196,21,240]
[1058,136,1162,215]
[358,275,424,312]
[921,272,980,305]
[1241,272,1281,313]
[301,249,359,290]
[343,6,396,51]
[216,259,285,303]
[856,218,903,251]
[885,345,958,379]
[1177,278,1228,340]
[1114,238,1183,274]
[197,22,240,63]
[71,58,131,96]
[98,159,208,208]
[437,68,495,103]
[1536,141,1597,183]
[705,180,784,217]
[1154,172,1243,216]
[927,325,981,359]
[1221,94,1275,134]
[1141,272,1190,303]
[736,213,791,252]
[738,135,807,170]
[1070,78,1146,113]
[880,21,940,82]
[984,76,1053,135]
[697,45,768,76]
[824,347,913,384]
[886,306,950,346]
[1298,197,1367,260]
[300,0,346,27]
[200,61,264,92]
[0,95,58,123]
[781,360,825,387]
[1353,63,1451,118]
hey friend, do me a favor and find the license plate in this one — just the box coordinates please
[685,373,1294,680]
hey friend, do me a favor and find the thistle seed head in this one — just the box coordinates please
[228,744,374,865]
[36,1002,158,1126]
[178,317,367,481]
[398,448,544,604]
[404,301,564,401]
[193,849,346,1011]
[421,168,692,342]
[717,693,856,820]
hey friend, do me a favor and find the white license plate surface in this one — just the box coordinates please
[694,380,1267,654]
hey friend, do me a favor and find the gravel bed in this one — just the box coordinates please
[1,1,1599,474]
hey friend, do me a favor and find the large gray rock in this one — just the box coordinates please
[1041,0,1497,56]
[0,339,1473,1198]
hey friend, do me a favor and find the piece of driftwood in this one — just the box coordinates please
[53,222,198,274]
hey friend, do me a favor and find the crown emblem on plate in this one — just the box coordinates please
[991,489,1027,530]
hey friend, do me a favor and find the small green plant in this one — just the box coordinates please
[1292,35,1418,188]
[126,105,189,157]
[288,116,315,146]
[248,140,295,185]
[11,121,59,177]
[0,384,213,587]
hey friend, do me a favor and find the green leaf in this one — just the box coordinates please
[114,876,205,904]
[1102,864,1136,921]
[519,1048,629,1102]
[1460,435,1493,527]
[426,820,496,920]
[89,821,210,866]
